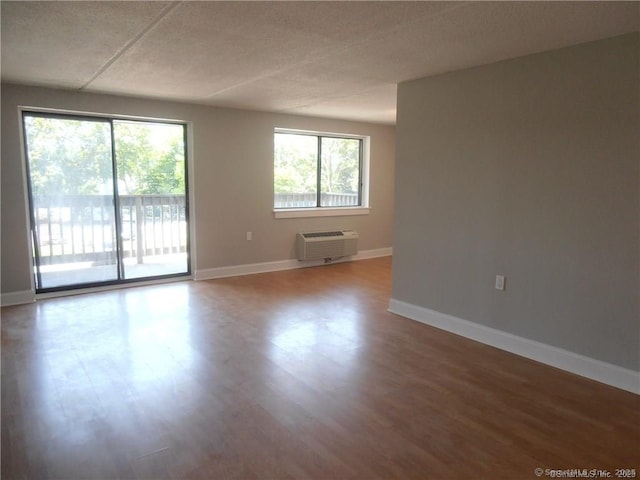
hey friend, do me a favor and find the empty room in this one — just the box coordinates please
[1,1,638,479]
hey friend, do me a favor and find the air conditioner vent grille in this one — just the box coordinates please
[302,231,344,238]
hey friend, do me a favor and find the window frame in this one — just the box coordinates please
[273,128,370,219]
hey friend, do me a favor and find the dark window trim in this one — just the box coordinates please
[274,129,365,210]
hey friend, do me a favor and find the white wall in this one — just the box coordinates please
[1,84,395,296]
[392,33,639,373]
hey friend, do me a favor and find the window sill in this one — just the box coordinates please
[273,207,370,219]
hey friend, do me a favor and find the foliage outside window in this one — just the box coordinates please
[24,116,185,197]
[274,130,363,209]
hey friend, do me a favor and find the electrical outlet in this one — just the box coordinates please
[495,275,506,291]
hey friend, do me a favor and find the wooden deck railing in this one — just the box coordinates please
[274,192,358,208]
[33,192,355,265]
[32,194,187,265]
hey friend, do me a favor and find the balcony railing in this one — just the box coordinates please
[274,192,358,209]
[32,194,187,266]
[33,192,354,266]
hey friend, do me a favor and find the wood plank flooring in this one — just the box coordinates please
[2,257,638,479]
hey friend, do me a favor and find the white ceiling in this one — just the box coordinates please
[2,1,638,125]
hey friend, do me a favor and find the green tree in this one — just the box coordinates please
[115,121,185,195]
[274,133,317,194]
[321,137,359,194]
[24,116,112,196]
[24,116,186,197]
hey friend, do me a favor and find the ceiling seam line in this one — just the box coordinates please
[276,84,398,113]
[79,1,181,91]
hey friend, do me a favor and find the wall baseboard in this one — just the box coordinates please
[1,290,35,307]
[388,298,640,395]
[195,247,392,281]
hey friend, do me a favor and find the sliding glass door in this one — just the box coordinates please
[23,112,190,293]
[113,120,188,280]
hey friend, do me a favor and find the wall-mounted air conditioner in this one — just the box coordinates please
[296,230,359,261]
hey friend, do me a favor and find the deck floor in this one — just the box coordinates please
[38,253,189,289]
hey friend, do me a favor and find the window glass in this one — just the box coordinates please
[320,137,360,207]
[274,133,318,208]
[274,131,363,209]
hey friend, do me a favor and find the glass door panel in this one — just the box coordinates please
[23,114,118,290]
[113,121,188,279]
[23,113,190,293]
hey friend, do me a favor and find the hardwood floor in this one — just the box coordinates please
[2,257,638,479]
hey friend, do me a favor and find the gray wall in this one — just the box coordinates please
[1,84,395,295]
[392,33,639,371]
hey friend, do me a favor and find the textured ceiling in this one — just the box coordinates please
[2,1,638,124]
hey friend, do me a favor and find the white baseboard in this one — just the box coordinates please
[195,247,392,281]
[388,298,640,395]
[352,247,393,260]
[1,290,35,307]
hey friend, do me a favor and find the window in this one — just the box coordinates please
[274,129,368,214]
